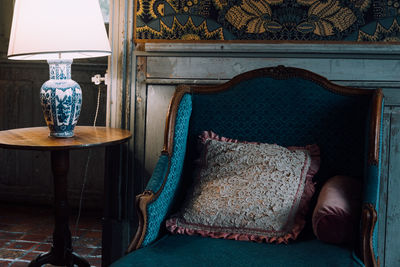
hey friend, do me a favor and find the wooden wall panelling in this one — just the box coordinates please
[378,109,391,267]
[380,90,400,267]
[133,55,147,195]
[145,57,400,82]
[385,107,400,266]
[145,85,175,178]
[0,0,13,58]
[107,0,135,129]
[107,0,136,215]
[0,78,52,203]
[0,62,108,208]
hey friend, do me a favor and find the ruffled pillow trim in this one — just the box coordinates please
[166,131,320,244]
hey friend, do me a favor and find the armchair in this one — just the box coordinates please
[113,66,383,267]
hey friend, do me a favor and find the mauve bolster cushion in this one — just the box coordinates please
[312,175,362,244]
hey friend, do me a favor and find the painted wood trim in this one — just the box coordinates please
[142,43,400,55]
[382,109,400,267]
[144,57,400,83]
[377,110,391,267]
[107,0,135,129]
[106,0,120,127]
[138,43,400,61]
[362,203,379,267]
[133,53,148,194]
[132,0,138,42]
[134,39,400,47]
[370,90,384,165]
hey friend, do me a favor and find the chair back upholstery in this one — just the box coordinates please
[179,66,381,185]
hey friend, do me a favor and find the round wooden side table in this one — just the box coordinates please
[0,126,131,267]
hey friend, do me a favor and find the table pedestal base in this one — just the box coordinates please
[28,249,90,267]
[28,150,90,267]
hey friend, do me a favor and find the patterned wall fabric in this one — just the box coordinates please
[135,0,400,42]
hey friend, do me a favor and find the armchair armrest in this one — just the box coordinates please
[128,90,192,252]
[361,89,383,267]
[361,164,381,267]
[145,154,169,193]
[362,203,378,267]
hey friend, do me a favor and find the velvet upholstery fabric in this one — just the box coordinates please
[141,94,192,247]
[312,176,362,244]
[145,155,169,193]
[188,77,370,185]
[111,234,362,267]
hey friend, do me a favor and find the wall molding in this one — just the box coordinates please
[137,43,400,59]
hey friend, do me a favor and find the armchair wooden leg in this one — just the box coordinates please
[362,203,379,267]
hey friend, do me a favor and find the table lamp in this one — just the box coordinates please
[7,0,111,138]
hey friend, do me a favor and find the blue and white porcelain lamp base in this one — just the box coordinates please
[40,59,82,138]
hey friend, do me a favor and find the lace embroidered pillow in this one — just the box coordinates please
[166,131,320,244]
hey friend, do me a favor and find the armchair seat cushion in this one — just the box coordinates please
[112,234,362,267]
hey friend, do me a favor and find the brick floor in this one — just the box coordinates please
[0,203,102,266]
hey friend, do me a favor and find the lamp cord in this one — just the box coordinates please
[73,84,102,243]
[93,84,101,127]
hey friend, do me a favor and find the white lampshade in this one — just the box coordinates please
[8,0,111,60]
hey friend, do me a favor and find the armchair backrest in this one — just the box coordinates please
[130,66,383,263]
[169,66,382,186]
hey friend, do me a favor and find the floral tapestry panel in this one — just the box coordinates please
[135,0,400,42]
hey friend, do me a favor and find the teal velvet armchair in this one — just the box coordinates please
[113,66,383,267]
